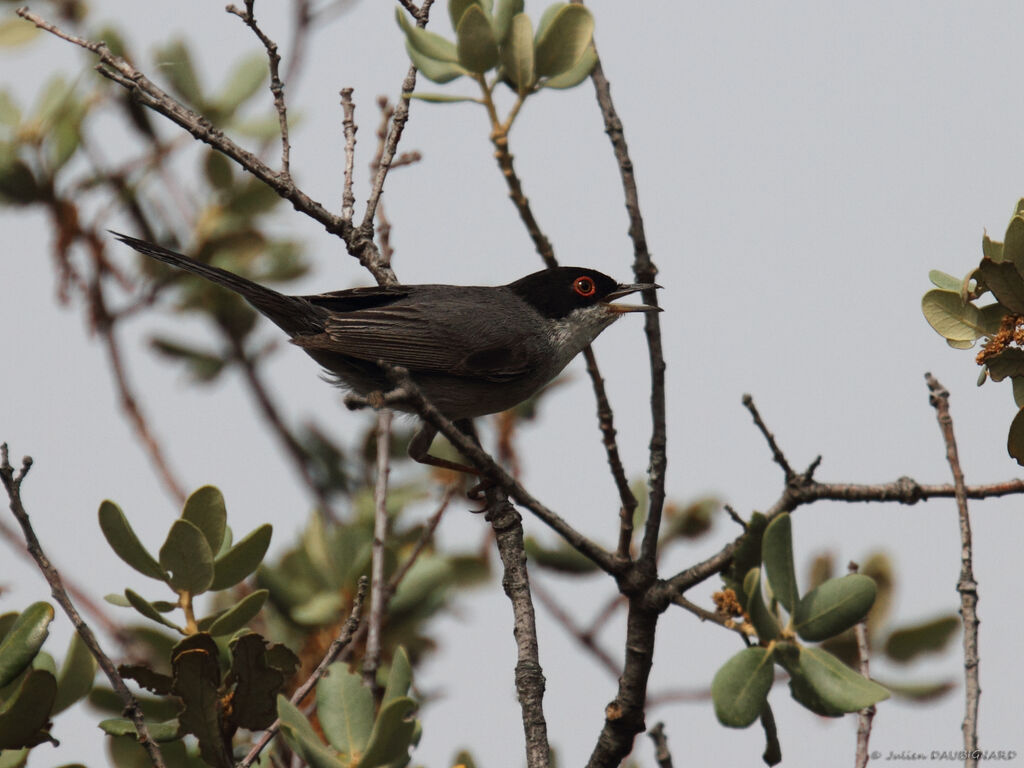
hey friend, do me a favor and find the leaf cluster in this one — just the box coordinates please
[0,602,97,761]
[922,198,1024,463]
[277,647,419,768]
[711,514,889,742]
[397,0,597,97]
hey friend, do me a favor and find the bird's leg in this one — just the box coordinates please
[407,421,480,476]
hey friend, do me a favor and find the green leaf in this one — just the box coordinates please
[97,717,181,741]
[210,523,272,591]
[118,664,173,695]
[172,634,230,768]
[449,0,488,30]
[405,43,467,86]
[159,519,215,595]
[524,537,600,573]
[533,4,594,78]
[123,590,182,632]
[410,92,479,102]
[456,4,499,72]
[921,290,987,342]
[0,669,57,750]
[396,7,459,62]
[382,647,412,707]
[743,569,780,642]
[150,335,226,383]
[794,573,876,642]
[928,269,962,292]
[1004,214,1024,271]
[1013,377,1024,408]
[978,259,1024,314]
[359,696,418,768]
[1008,408,1024,466]
[790,646,889,714]
[52,630,97,715]
[501,13,534,93]
[278,695,346,768]
[979,302,1008,334]
[984,348,1024,382]
[316,662,374,757]
[884,615,960,663]
[543,43,597,89]
[711,647,773,728]
[983,233,1004,264]
[215,52,268,118]
[0,603,53,689]
[154,40,205,107]
[0,19,39,48]
[761,513,798,614]
[181,486,227,555]
[98,500,167,581]
[203,150,234,191]
[206,590,268,637]
[492,0,523,42]
[0,91,21,127]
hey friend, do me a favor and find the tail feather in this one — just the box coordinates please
[111,231,324,336]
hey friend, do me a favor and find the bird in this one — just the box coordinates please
[111,232,660,475]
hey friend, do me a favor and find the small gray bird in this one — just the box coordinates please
[112,232,659,474]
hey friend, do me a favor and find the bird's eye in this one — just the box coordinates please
[573,276,596,297]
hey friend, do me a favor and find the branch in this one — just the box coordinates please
[0,445,167,768]
[363,409,393,694]
[340,87,357,222]
[850,561,876,768]
[484,491,550,768]
[238,575,368,768]
[647,722,674,768]
[346,368,623,575]
[742,393,795,481]
[926,374,980,765]
[226,0,292,174]
[587,51,666,571]
[15,7,398,286]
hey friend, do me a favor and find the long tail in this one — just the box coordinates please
[111,232,324,336]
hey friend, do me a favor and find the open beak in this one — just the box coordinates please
[602,282,662,314]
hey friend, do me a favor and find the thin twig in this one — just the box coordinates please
[672,594,748,637]
[850,561,876,768]
[532,580,620,677]
[227,0,292,174]
[363,409,393,694]
[648,722,674,768]
[340,88,357,222]
[926,373,980,766]
[742,393,795,481]
[239,576,368,768]
[385,485,455,596]
[584,43,667,768]
[582,345,638,559]
[0,445,167,768]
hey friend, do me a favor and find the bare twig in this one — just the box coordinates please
[385,485,455,596]
[648,722,674,768]
[672,594,748,637]
[582,345,638,559]
[532,580,620,677]
[742,393,795,481]
[239,576,368,768]
[926,374,980,765]
[850,561,876,768]
[340,88,357,222]
[1,445,167,768]
[363,409,393,693]
[227,0,292,174]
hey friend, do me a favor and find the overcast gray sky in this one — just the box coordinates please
[3,1,1024,766]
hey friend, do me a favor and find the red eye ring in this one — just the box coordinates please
[573,276,596,297]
